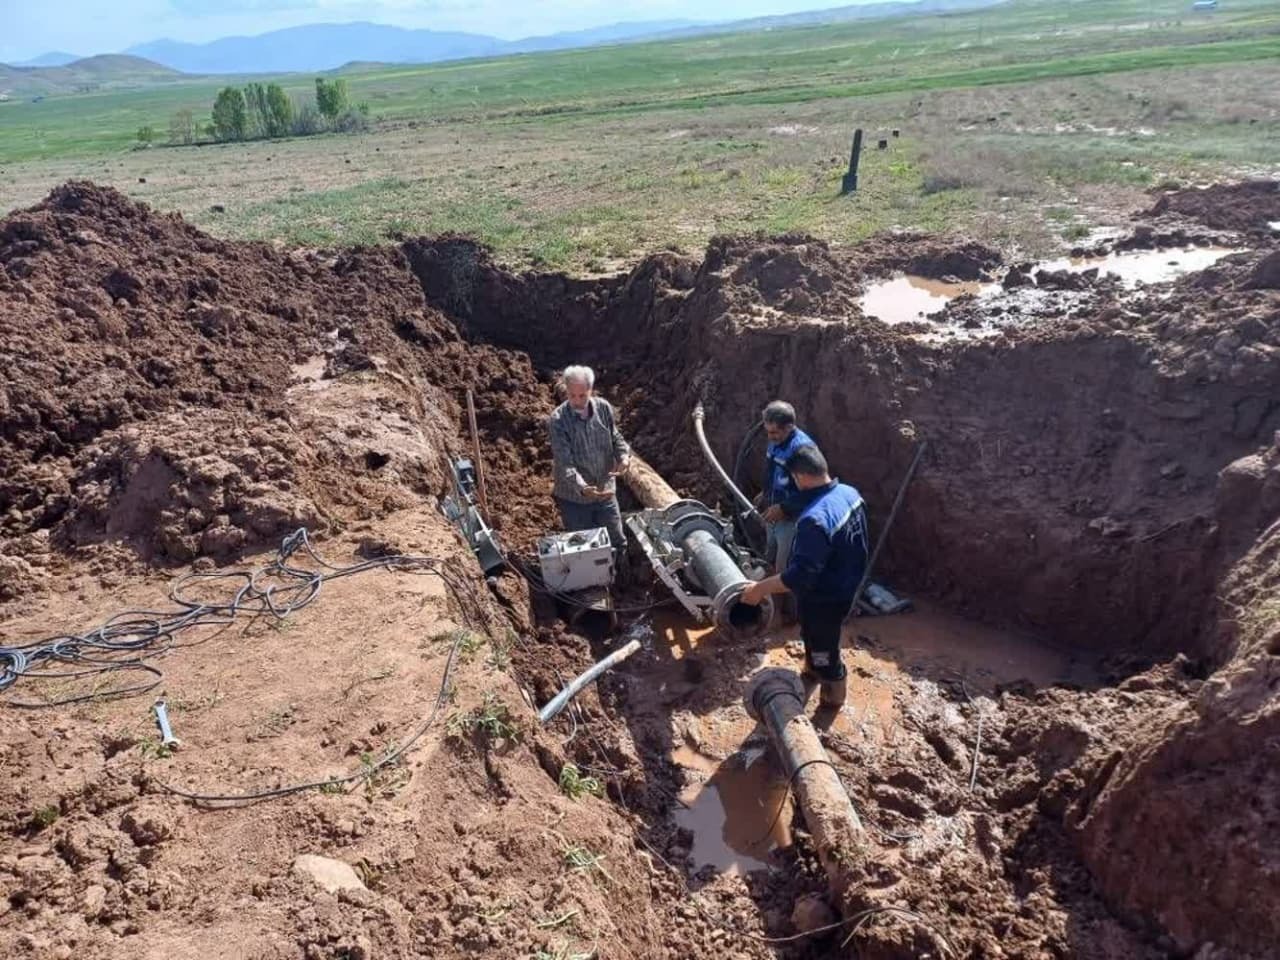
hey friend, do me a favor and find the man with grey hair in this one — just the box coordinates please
[548,365,631,561]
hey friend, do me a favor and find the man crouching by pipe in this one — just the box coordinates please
[739,444,868,708]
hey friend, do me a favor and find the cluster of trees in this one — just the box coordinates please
[211,81,296,140]
[155,77,366,147]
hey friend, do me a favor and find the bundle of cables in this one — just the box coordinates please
[0,528,474,709]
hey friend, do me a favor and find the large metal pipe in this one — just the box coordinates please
[619,456,679,510]
[683,527,772,638]
[746,668,865,895]
[622,455,773,640]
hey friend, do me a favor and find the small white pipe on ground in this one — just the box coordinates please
[538,639,641,723]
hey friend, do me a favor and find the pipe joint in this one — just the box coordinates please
[745,667,806,722]
[712,581,774,641]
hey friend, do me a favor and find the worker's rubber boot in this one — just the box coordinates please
[800,669,819,702]
[819,676,848,709]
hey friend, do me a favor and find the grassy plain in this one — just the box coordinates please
[2,0,1277,269]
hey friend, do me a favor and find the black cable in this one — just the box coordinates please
[0,528,466,708]
[156,625,465,805]
[731,419,766,554]
[751,756,838,846]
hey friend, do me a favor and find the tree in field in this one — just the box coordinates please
[265,84,293,138]
[291,99,322,136]
[211,87,247,141]
[168,109,195,145]
[314,77,349,122]
[135,125,155,145]
[244,82,270,138]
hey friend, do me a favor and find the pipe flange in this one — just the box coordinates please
[711,580,775,640]
[662,499,728,545]
[745,667,806,721]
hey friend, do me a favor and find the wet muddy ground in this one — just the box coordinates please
[600,596,1098,889]
[2,180,1279,959]
[860,244,1245,331]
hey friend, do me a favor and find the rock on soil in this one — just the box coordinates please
[292,854,367,894]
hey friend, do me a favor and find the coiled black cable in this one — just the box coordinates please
[0,529,470,708]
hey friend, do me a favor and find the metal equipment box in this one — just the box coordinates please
[537,528,614,593]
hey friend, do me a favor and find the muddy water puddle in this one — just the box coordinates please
[860,245,1241,330]
[860,274,994,325]
[1041,245,1237,286]
[673,744,793,875]
[853,599,1096,691]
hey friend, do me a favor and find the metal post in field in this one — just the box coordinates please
[841,128,863,195]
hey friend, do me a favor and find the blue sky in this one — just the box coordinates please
[1,0,865,61]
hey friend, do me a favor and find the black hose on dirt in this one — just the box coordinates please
[0,529,478,707]
[732,419,766,553]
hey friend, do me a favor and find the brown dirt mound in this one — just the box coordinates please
[0,183,558,597]
[1143,179,1280,233]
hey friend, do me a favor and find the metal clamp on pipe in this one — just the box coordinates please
[626,497,774,640]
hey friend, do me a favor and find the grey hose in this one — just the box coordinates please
[692,403,764,524]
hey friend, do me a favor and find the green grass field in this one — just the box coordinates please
[2,0,1278,269]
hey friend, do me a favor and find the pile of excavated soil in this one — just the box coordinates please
[0,183,559,603]
[4,182,1280,960]
[1143,178,1280,234]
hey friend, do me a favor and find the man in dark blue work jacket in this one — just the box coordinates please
[740,444,868,707]
[759,400,814,575]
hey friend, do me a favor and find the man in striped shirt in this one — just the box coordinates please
[548,365,631,560]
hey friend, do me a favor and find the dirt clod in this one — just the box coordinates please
[292,854,367,894]
[791,894,836,933]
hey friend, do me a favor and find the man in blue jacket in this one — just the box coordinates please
[759,401,814,575]
[740,444,868,708]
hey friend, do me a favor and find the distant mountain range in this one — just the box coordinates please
[122,19,707,75]
[12,51,82,68]
[4,0,1004,88]
[669,0,1000,33]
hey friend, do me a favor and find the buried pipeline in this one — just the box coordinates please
[625,413,947,955]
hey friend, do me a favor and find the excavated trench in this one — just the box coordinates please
[2,181,1279,959]
[402,208,1280,958]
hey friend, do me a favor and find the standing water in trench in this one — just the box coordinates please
[644,597,1097,879]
